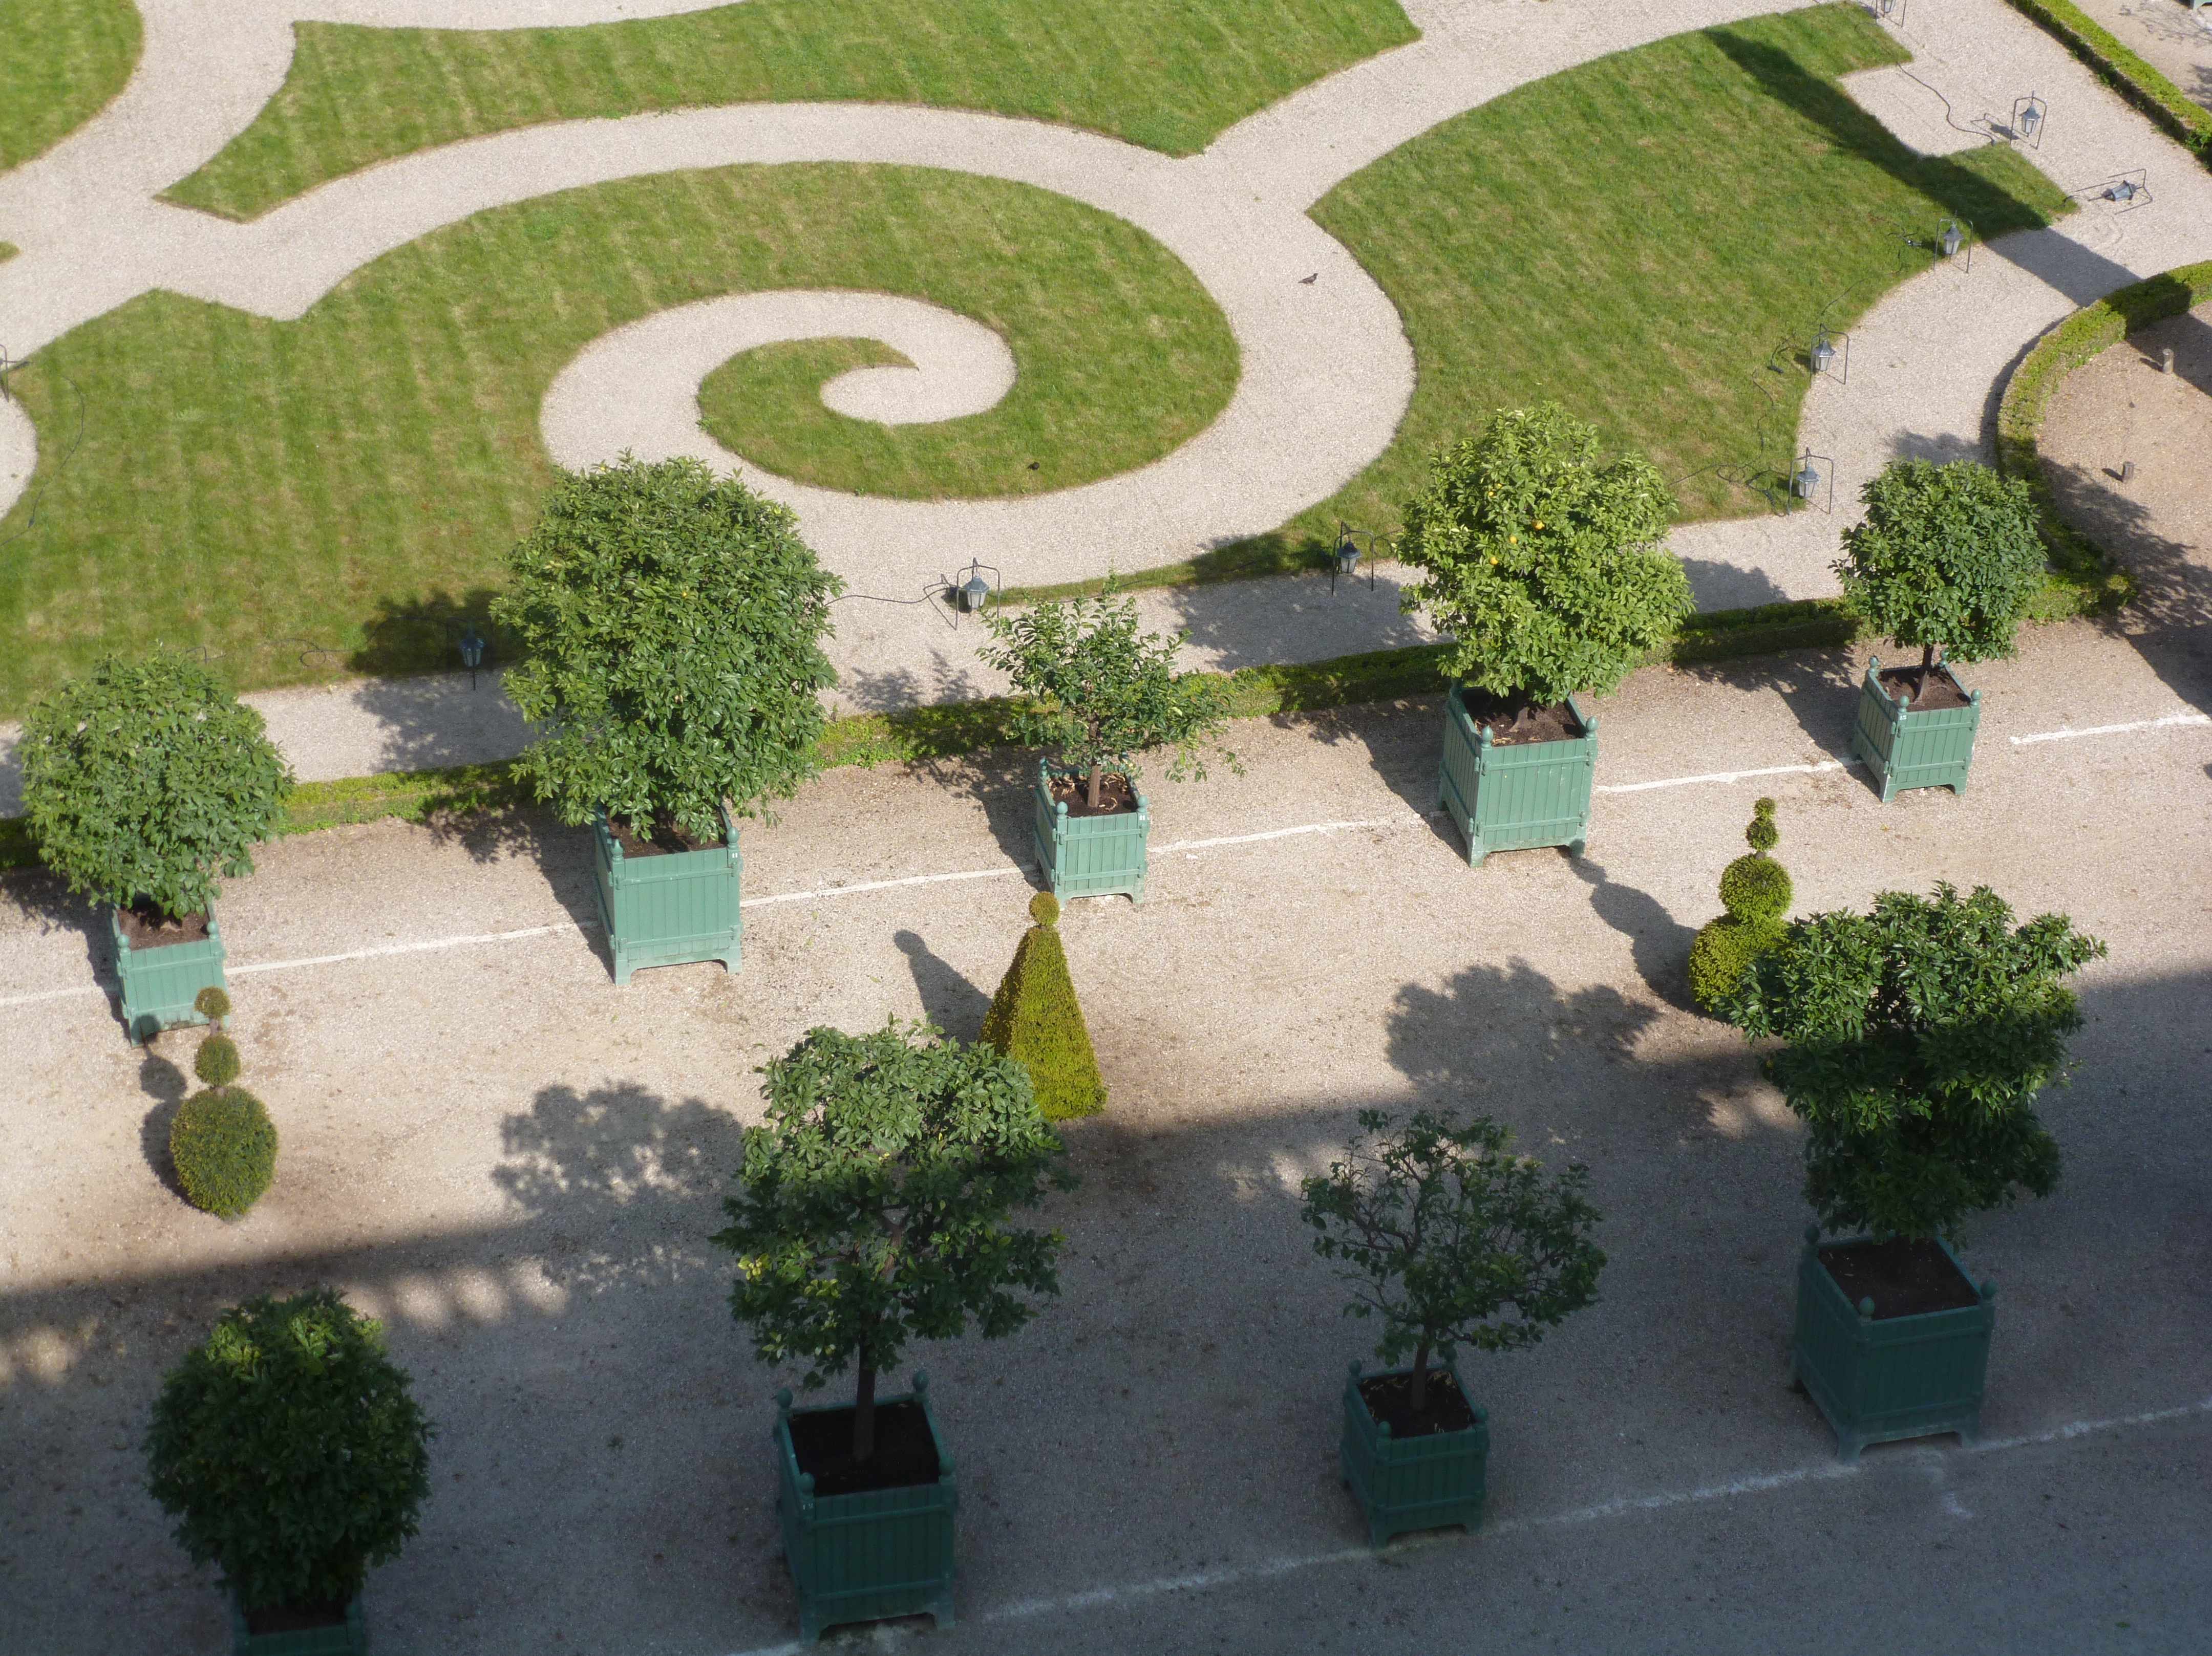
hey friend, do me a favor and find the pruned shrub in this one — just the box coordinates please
[194,986,232,1029]
[193,1034,241,1089]
[1689,917,1782,1013]
[982,893,1106,1121]
[170,1088,276,1218]
[1719,854,1792,924]
[1690,798,1792,1017]
[146,1289,433,1616]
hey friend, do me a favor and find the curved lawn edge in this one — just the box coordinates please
[0,0,143,173]
[1998,0,2212,170]
[159,0,1420,222]
[1994,259,2212,617]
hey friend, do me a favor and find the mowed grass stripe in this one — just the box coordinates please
[164,0,1420,220]
[0,0,141,171]
[0,165,1237,713]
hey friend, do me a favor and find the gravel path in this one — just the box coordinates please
[2,0,2209,775]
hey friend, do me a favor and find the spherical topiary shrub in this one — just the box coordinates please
[1688,917,1782,1014]
[1719,853,1793,923]
[193,1034,241,1089]
[169,1088,276,1218]
[1028,891,1061,927]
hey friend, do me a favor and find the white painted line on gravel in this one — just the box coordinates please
[227,923,580,976]
[739,866,1030,908]
[2008,712,2212,745]
[713,1390,2212,1653]
[1596,759,1856,794]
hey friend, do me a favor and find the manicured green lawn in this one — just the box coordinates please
[164,0,1419,220]
[1223,5,2072,570]
[0,165,1235,713]
[0,0,142,171]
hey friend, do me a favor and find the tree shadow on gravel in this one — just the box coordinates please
[137,1050,190,1201]
[895,929,993,1041]
[1570,859,1701,1013]
[1672,644,1863,759]
[491,1081,750,1295]
[1268,697,1460,856]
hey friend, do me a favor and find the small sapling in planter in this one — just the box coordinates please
[495,456,841,982]
[1833,459,2044,801]
[1301,1109,1605,1545]
[18,650,292,1041]
[145,1289,433,1654]
[980,580,1233,904]
[1726,884,2104,1459]
[1687,798,1793,1017]
[713,1021,1074,1641]
[1397,404,1691,864]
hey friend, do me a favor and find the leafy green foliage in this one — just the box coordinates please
[193,1034,241,1089]
[982,898,1106,1121]
[495,457,841,841]
[713,1021,1074,1458]
[1833,461,2046,665]
[146,1291,432,1611]
[981,583,1234,809]
[1396,405,1691,705]
[1689,916,1783,1014]
[1720,854,1793,924]
[1301,1109,1605,1414]
[1726,884,2106,1240]
[169,1088,276,1218]
[19,652,292,917]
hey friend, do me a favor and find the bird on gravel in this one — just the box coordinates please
[1300,272,1318,284]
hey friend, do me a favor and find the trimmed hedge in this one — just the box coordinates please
[169,1087,277,1218]
[1995,259,2212,611]
[982,892,1106,1121]
[2001,0,2212,169]
[1689,916,1783,1014]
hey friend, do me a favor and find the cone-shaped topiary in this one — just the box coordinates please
[1690,799,1793,1017]
[982,893,1105,1121]
[171,1088,276,1218]
[193,1034,241,1089]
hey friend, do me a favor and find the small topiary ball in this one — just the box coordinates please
[1688,916,1783,1016]
[1745,798,1779,854]
[1719,853,1792,923]
[193,986,232,1026]
[169,1088,277,1218]
[1028,891,1060,927]
[193,1034,241,1089]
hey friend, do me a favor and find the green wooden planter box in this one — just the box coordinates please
[112,906,228,1045]
[775,1373,957,1642]
[1849,658,1982,801]
[1790,1227,1995,1462]
[1338,1359,1489,1547]
[1033,760,1148,904]
[1437,688,1598,865]
[228,1592,366,1656]
[590,804,741,986]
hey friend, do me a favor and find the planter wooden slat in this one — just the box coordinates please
[590,804,742,985]
[227,1593,365,1656]
[1790,1228,1995,1461]
[1437,689,1597,865]
[112,907,228,1045]
[775,1375,957,1641]
[1032,761,1148,903]
[1849,659,1982,801]
[1338,1360,1489,1547]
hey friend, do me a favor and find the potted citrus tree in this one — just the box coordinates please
[494,456,841,983]
[1834,459,2044,800]
[713,1020,1074,1641]
[1397,404,1691,864]
[18,650,292,1041]
[980,582,1231,904]
[1301,1109,1605,1546]
[1726,884,2104,1459]
[145,1289,434,1654]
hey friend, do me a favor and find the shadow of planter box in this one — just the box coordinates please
[590,805,741,986]
[1032,761,1148,904]
[112,907,227,1045]
[1438,688,1597,865]
[775,1374,957,1642]
[1849,659,1982,801]
[1790,1228,1994,1462]
[228,1592,365,1656]
[1338,1359,1489,1547]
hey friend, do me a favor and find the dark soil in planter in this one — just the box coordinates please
[788,1399,942,1496]
[1357,1366,1479,1438]
[1819,1237,1981,1319]
[1878,665,1972,712]
[609,814,726,856]
[1048,771,1139,818]
[116,904,210,947]
[1458,693,1583,746]
[243,1598,349,1636]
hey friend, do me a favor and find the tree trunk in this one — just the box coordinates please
[852,1352,878,1464]
[1916,640,1938,708]
[1407,1338,1431,1420]
[1087,758,1103,812]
